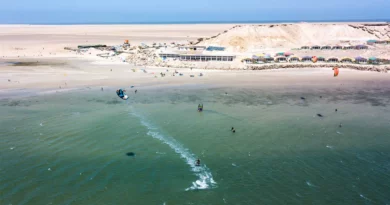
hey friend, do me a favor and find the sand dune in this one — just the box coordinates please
[200,23,390,52]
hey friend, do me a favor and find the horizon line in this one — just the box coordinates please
[0,19,389,25]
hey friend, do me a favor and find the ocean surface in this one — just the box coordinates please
[1,86,390,205]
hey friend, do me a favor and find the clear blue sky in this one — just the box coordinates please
[1,0,389,24]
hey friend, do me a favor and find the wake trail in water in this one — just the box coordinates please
[129,108,217,191]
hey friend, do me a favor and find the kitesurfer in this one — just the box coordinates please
[196,159,201,166]
[116,89,128,100]
[198,104,203,112]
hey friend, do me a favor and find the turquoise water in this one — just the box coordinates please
[1,86,390,204]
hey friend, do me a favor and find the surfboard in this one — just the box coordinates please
[121,95,129,100]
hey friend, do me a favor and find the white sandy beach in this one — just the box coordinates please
[1,23,390,97]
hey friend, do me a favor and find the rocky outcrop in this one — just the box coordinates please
[126,49,160,66]
[349,23,390,39]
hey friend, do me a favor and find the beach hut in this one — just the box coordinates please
[289,56,300,62]
[343,45,354,50]
[317,56,326,62]
[275,52,285,57]
[332,45,343,50]
[275,56,287,63]
[376,41,386,45]
[254,54,266,63]
[264,55,274,63]
[367,40,377,45]
[355,57,367,64]
[379,58,390,64]
[327,57,339,63]
[321,45,332,50]
[256,58,266,63]
[311,45,321,50]
[251,55,264,63]
[340,57,354,63]
[355,45,368,50]
[301,56,312,62]
[242,58,253,64]
[368,57,379,64]
[206,46,225,51]
[301,46,310,50]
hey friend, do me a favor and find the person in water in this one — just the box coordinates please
[135,89,138,94]
[198,104,203,111]
[231,127,236,133]
[196,159,201,166]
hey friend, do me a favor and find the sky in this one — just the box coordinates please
[0,0,389,24]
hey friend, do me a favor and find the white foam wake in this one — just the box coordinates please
[131,111,217,191]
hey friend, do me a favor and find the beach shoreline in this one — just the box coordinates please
[1,56,390,99]
[1,23,390,98]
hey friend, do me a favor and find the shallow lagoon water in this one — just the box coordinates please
[1,86,390,205]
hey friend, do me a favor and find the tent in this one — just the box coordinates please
[242,58,253,64]
[257,53,265,57]
[332,45,343,50]
[341,57,354,63]
[264,55,274,63]
[355,57,367,64]
[369,57,377,61]
[355,45,368,50]
[274,56,287,62]
[301,56,312,62]
[289,56,300,62]
[368,57,379,64]
[327,57,339,62]
[317,56,326,62]
[343,45,354,50]
[367,40,377,45]
[311,45,321,50]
